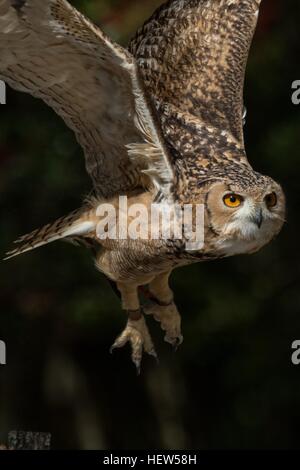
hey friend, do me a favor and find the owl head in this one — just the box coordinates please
[205,174,286,256]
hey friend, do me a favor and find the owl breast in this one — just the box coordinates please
[215,237,263,257]
[213,220,277,257]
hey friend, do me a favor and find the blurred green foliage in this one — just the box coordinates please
[0,0,300,450]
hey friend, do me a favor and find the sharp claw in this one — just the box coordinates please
[110,317,157,370]
[151,351,160,364]
[165,334,184,350]
[132,354,142,374]
[110,342,124,354]
[148,348,159,362]
[110,341,120,354]
[110,333,129,353]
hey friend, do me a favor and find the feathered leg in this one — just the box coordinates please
[142,271,183,347]
[110,282,157,373]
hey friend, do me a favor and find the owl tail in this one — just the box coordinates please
[4,208,96,261]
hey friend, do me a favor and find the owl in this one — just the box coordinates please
[1,0,285,371]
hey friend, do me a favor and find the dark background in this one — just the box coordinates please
[0,0,299,450]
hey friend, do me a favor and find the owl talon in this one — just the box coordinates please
[167,334,184,350]
[143,300,183,349]
[110,316,157,371]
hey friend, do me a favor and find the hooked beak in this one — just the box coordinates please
[250,208,263,228]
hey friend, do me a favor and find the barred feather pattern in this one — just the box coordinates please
[0,0,175,200]
[4,209,96,260]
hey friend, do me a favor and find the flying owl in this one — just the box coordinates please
[1,0,285,371]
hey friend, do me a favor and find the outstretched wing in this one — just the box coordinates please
[0,0,175,200]
[130,0,262,146]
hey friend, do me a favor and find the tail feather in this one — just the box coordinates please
[4,209,96,260]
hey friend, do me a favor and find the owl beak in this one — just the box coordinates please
[251,208,263,228]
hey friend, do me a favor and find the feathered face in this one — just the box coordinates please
[206,179,286,256]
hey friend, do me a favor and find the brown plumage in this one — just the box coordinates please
[130,0,258,142]
[1,0,285,371]
[4,208,95,260]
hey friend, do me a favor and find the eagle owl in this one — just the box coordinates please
[1,0,285,371]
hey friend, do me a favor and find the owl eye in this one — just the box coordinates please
[265,192,277,208]
[223,194,243,208]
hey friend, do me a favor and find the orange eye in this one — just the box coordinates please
[265,192,277,208]
[223,194,243,208]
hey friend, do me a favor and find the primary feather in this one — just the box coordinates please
[130,0,261,146]
[0,0,175,201]
[4,209,96,260]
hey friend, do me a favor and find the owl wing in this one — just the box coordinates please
[130,0,262,147]
[0,0,175,201]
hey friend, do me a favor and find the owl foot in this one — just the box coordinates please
[143,299,183,348]
[110,312,157,373]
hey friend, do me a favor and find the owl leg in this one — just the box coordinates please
[110,281,157,372]
[142,272,183,348]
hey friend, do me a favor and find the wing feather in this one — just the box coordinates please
[0,0,175,200]
[130,0,262,146]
